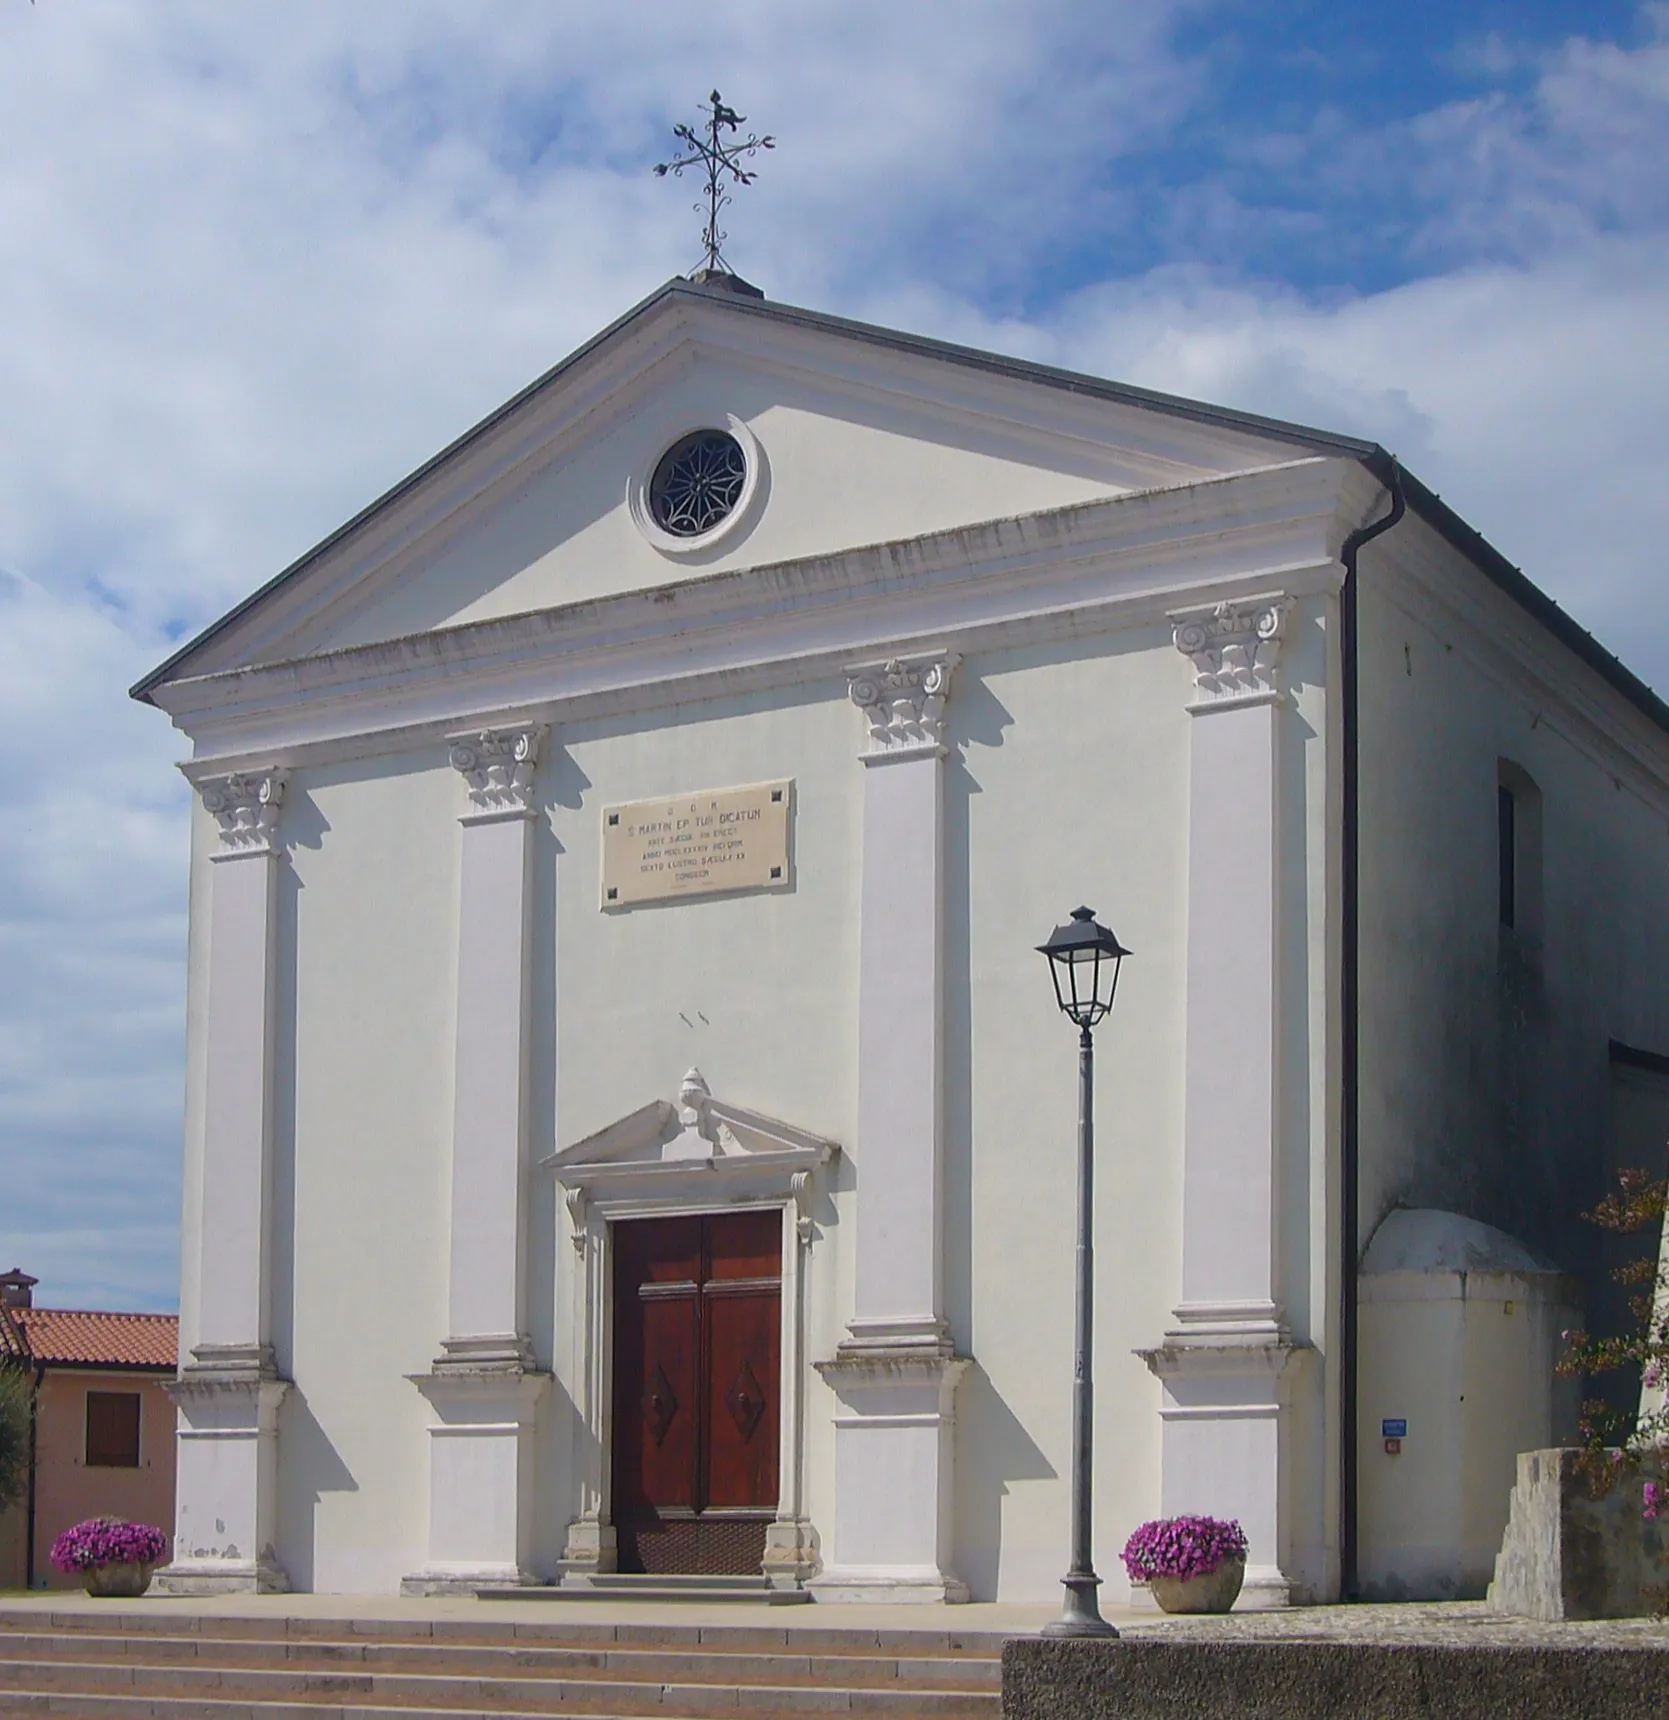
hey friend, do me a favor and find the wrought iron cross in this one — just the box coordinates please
[654,90,774,275]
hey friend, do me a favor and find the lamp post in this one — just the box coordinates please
[1037,904,1130,1639]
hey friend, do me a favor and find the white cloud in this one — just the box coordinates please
[0,1,1665,1308]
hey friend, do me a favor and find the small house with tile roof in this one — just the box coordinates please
[0,1269,177,1590]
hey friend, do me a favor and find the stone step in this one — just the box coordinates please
[0,1612,1009,1657]
[0,1631,999,1689]
[0,1700,833,1720]
[0,1700,692,1719]
[485,1576,812,1606]
[0,1655,999,1716]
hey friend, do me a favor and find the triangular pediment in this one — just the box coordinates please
[543,1068,838,1194]
[136,278,1362,701]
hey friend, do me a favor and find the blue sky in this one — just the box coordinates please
[1,1,1667,1311]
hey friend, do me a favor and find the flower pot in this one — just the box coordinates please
[83,1560,155,1598]
[1149,1555,1244,1614]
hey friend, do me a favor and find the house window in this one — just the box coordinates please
[85,1391,141,1467]
[1497,760,1542,937]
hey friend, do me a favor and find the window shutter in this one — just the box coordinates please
[85,1391,141,1467]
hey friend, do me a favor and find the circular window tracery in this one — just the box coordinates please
[648,429,748,538]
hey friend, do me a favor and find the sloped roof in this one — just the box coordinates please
[3,1307,177,1372]
[129,275,1669,742]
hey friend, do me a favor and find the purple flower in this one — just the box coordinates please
[49,1517,168,1573]
[1121,1515,1248,1583]
[1645,1482,1662,1522]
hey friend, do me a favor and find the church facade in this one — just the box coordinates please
[134,276,1669,1603]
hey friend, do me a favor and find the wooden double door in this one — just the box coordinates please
[611,1210,781,1575]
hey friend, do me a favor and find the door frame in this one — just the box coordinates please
[546,1079,834,1586]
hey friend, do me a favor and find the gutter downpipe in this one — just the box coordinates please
[1339,457,1404,1601]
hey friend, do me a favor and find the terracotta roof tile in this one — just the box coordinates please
[12,1307,177,1370]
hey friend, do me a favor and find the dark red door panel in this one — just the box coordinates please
[610,1209,782,1574]
[705,1281,780,1509]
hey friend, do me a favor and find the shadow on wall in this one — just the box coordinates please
[954,1363,1056,1602]
[275,1390,357,1594]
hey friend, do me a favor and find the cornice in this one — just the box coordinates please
[155,458,1354,762]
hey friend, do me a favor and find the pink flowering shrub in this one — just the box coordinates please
[1121,1515,1247,1583]
[1557,1170,1669,1521]
[50,1517,167,1573]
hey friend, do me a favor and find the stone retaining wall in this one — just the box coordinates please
[1002,1637,1669,1720]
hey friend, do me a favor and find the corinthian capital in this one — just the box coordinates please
[1171,597,1293,709]
[847,653,959,760]
[447,724,546,818]
[198,770,288,855]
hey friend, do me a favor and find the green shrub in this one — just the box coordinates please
[0,1365,30,1516]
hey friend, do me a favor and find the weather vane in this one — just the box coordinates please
[655,90,774,277]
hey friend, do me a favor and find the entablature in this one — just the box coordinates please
[158,455,1359,769]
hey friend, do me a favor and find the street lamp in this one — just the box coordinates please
[1037,904,1130,1639]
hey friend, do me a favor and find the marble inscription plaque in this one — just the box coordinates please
[602,780,792,907]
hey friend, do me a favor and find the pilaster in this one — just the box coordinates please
[159,768,291,1595]
[1140,598,1310,1609]
[405,724,551,1594]
[813,654,969,1603]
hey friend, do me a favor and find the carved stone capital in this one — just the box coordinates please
[447,724,546,818]
[847,653,959,760]
[1171,598,1293,709]
[198,770,288,856]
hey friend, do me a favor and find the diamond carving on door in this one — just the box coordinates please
[641,1364,678,1447]
[611,1211,781,1575]
[725,1359,766,1443]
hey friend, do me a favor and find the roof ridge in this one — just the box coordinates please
[23,1306,177,1319]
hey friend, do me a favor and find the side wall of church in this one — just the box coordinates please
[1357,518,1669,1277]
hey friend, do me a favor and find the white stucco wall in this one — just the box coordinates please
[1358,516,1669,1263]
[948,627,1190,1601]
[274,752,458,1592]
[1356,515,1669,1591]
[172,592,1343,1598]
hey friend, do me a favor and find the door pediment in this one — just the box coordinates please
[542,1068,838,1209]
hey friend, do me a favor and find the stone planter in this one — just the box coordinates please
[83,1560,155,1598]
[1149,1555,1245,1614]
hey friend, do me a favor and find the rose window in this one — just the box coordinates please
[647,429,748,538]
